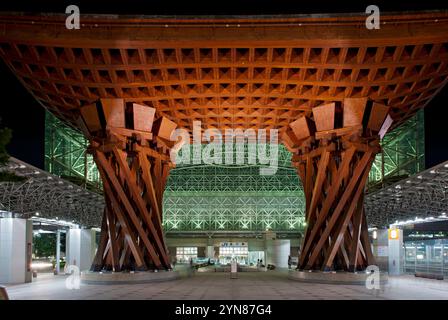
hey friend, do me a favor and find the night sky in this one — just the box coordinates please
[0,1,448,169]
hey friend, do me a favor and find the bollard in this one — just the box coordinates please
[0,286,9,300]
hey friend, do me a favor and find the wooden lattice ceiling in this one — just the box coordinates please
[1,12,448,137]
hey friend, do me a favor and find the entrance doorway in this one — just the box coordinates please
[218,242,248,265]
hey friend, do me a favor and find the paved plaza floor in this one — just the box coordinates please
[4,270,448,300]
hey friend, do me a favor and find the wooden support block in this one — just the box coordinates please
[315,125,362,140]
[75,114,92,138]
[108,127,153,141]
[152,116,177,140]
[343,98,368,127]
[281,129,301,151]
[131,103,156,132]
[100,98,125,128]
[378,114,393,139]
[155,136,176,151]
[312,103,335,132]
[367,102,390,132]
[289,116,314,140]
[97,142,127,153]
[80,103,102,133]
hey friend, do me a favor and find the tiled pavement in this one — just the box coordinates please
[4,270,448,300]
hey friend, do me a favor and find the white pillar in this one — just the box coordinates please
[0,218,33,284]
[65,228,96,272]
[55,230,61,274]
[371,228,389,271]
[388,228,403,275]
[265,239,290,268]
[206,237,214,259]
[206,246,214,259]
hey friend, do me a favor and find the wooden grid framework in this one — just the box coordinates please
[0,13,448,136]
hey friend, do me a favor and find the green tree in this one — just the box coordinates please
[0,124,12,166]
[33,233,56,258]
[0,119,25,182]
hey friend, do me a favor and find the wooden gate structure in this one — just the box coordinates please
[1,12,448,271]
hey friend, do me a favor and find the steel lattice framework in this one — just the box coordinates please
[0,157,103,226]
[164,144,305,232]
[368,110,425,191]
[45,112,102,192]
[366,160,448,227]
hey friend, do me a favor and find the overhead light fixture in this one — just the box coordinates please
[31,262,53,269]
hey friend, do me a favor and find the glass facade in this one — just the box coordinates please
[404,239,448,276]
[44,112,102,192]
[164,143,305,232]
[219,243,249,265]
[368,110,425,191]
[175,247,198,264]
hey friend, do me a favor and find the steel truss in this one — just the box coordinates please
[164,143,305,232]
[368,110,425,191]
[0,157,104,226]
[45,112,102,192]
[366,160,448,227]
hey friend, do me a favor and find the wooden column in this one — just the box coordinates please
[76,99,176,271]
[283,98,393,272]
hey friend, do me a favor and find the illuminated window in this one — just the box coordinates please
[176,247,197,263]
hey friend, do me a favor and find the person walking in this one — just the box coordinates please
[188,257,195,277]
